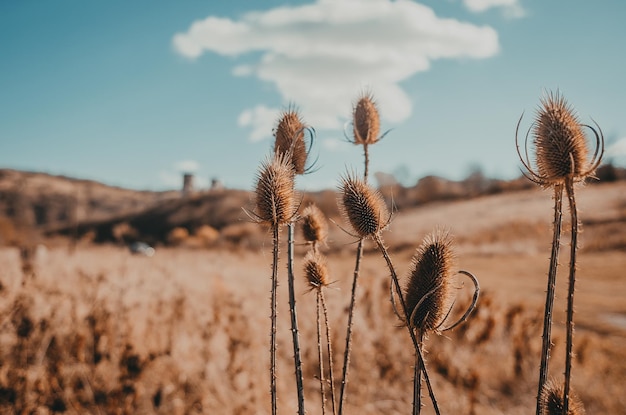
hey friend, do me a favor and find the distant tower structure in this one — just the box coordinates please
[210,177,223,191]
[182,173,194,196]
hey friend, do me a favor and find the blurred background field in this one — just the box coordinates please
[1,169,625,414]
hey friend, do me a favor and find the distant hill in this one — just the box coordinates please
[1,164,624,247]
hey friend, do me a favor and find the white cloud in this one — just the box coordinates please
[463,0,525,18]
[173,0,500,141]
[237,105,280,142]
[606,137,626,158]
[174,160,200,172]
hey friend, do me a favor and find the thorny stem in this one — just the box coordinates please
[536,183,564,415]
[316,291,327,415]
[374,234,441,415]
[363,144,370,182]
[338,238,364,415]
[413,330,424,415]
[321,289,337,415]
[270,225,279,415]
[338,141,369,415]
[287,223,306,415]
[563,180,578,414]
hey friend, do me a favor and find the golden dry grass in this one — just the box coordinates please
[1,182,625,414]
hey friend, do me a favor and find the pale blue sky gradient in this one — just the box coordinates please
[1,0,625,191]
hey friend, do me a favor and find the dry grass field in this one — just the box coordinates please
[1,181,625,414]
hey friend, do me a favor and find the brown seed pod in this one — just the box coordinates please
[405,230,455,332]
[254,153,296,227]
[303,251,330,289]
[274,108,307,175]
[353,93,380,145]
[533,92,589,184]
[301,204,327,245]
[540,380,586,415]
[338,173,388,238]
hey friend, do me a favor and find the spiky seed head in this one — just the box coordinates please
[540,380,586,415]
[301,204,328,244]
[274,108,307,175]
[405,230,455,332]
[254,153,296,227]
[533,92,589,184]
[303,251,330,289]
[338,173,388,238]
[353,93,380,145]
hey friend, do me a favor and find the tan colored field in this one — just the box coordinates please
[1,182,625,414]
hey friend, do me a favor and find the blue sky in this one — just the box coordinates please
[1,0,625,191]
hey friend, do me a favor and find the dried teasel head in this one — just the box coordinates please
[352,93,380,145]
[303,251,330,289]
[338,172,389,238]
[540,380,586,415]
[516,91,604,187]
[254,153,296,227]
[300,204,327,245]
[274,107,308,175]
[405,230,455,332]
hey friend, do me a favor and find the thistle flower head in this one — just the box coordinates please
[534,92,588,183]
[405,230,455,332]
[352,93,380,145]
[303,251,330,289]
[338,172,388,238]
[274,107,308,175]
[540,380,585,415]
[254,153,296,227]
[301,204,327,245]
[517,91,604,187]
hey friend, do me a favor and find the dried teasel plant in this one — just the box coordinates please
[271,106,318,415]
[404,230,479,415]
[337,173,444,414]
[337,172,389,239]
[252,152,297,415]
[516,90,603,414]
[301,204,328,253]
[338,92,390,415]
[303,251,336,415]
[344,92,391,181]
[274,105,316,175]
[253,153,297,228]
[540,380,586,415]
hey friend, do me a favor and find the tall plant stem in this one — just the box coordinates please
[363,144,370,181]
[287,222,306,415]
[316,291,327,415]
[287,222,304,415]
[338,141,369,415]
[413,330,424,415]
[321,289,337,415]
[536,183,564,415]
[563,180,578,413]
[270,225,279,415]
[373,234,441,415]
[338,239,363,415]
